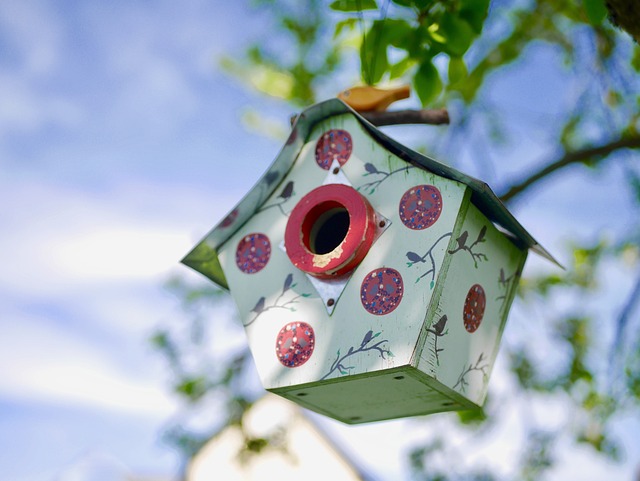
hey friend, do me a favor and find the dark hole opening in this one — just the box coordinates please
[310,207,350,254]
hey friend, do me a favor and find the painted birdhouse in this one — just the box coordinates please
[182,99,557,424]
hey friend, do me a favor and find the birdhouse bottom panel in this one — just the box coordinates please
[270,365,478,424]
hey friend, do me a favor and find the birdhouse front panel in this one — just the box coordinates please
[183,99,555,424]
[216,113,469,395]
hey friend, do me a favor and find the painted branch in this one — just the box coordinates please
[361,108,450,126]
[499,135,640,202]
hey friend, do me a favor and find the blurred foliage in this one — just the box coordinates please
[154,0,640,478]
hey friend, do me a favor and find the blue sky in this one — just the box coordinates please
[1,1,638,480]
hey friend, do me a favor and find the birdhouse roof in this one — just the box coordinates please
[183,98,559,289]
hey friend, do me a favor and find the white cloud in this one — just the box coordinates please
[0,175,238,295]
[0,310,177,417]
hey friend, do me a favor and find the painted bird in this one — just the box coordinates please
[338,85,411,112]
[454,231,469,250]
[251,296,266,315]
[432,315,448,336]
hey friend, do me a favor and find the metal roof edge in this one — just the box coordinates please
[181,98,561,288]
[327,98,561,267]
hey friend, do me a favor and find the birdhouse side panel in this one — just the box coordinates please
[416,202,527,406]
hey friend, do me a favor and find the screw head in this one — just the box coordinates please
[327,298,335,307]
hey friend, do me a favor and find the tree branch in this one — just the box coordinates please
[361,108,450,126]
[499,135,640,202]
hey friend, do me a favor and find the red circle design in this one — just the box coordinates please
[360,267,404,315]
[315,129,353,170]
[463,284,486,333]
[284,184,376,279]
[398,185,443,230]
[276,322,315,368]
[235,233,271,274]
[221,208,239,228]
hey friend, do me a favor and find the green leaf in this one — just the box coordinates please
[361,20,389,84]
[457,407,487,424]
[448,57,467,84]
[632,45,640,72]
[330,0,378,12]
[414,60,442,106]
[389,56,415,80]
[459,0,490,33]
[334,18,358,38]
[439,13,475,57]
[175,376,208,401]
[582,0,607,25]
[430,280,435,289]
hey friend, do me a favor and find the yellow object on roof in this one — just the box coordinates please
[337,85,410,112]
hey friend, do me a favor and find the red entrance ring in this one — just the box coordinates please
[284,184,377,279]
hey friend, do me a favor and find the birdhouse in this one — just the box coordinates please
[182,99,557,424]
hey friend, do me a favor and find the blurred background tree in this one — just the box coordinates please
[154,0,640,479]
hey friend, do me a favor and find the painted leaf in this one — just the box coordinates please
[476,225,487,243]
[330,0,378,12]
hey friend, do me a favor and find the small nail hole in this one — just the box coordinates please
[327,298,335,307]
[332,167,340,174]
[379,220,386,228]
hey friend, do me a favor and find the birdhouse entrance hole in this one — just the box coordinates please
[285,183,377,279]
[306,205,350,255]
